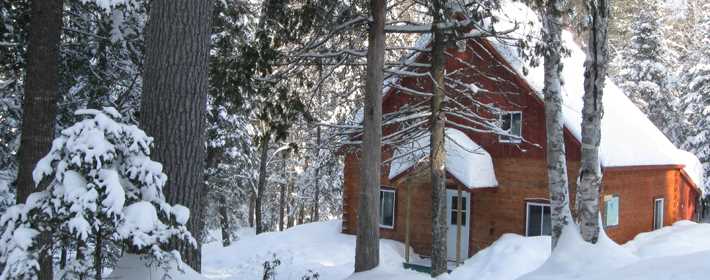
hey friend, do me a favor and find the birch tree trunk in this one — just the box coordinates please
[141,0,212,270]
[354,0,385,272]
[430,0,449,275]
[16,1,64,278]
[543,0,573,249]
[577,0,610,244]
[255,137,270,234]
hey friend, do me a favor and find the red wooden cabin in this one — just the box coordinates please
[340,4,703,261]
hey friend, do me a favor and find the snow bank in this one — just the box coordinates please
[200,220,710,280]
[389,128,498,188]
[520,225,638,280]
[202,220,426,280]
[448,234,550,280]
[109,254,206,280]
[519,221,710,280]
[624,220,710,259]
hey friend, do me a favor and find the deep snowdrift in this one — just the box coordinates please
[197,220,710,280]
[109,220,710,279]
[201,220,428,280]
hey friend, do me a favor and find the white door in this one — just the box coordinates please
[446,189,470,261]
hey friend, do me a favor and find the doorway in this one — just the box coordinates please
[446,189,470,261]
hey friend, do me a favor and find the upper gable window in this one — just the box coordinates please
[499,112,522,143]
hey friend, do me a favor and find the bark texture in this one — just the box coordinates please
[543,0,573,249]
[429,0,448,275]
[16,0,64,278]
[354,0,385,272]
[249,192,256,228]
[312,126,321,222]
[141,0,212,271]
[219,194,231,246]
[255,139,269,234]
[577,0,610,244]
[16,0,62,204]
[279,153,287,231]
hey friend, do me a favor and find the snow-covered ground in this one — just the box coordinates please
[192,220,710,280]
[201,220,428,280]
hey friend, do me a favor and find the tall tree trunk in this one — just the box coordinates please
[298,203,305,225]
[249,191,256,228]
[219,194,231,246]
[279,152,287,231]
[286,171,294,229]
[94,229,103,280]
[312,126,321,222]
[16,1,63,278]
[354,0,384,272]
[543,0,573,249]
[60,238,67,270]
[430,0,448,276]
[141,0,212,271]
[577,0,610,243]
[255,138,270,234]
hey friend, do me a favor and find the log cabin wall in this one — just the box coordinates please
[342,152,690,257]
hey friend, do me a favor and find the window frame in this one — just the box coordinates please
[653,198,664,230]
[379,187,396,229]
[525,201,551,236]
[450,194,468,226]
[499,111,523,143]
[603,194,620,228]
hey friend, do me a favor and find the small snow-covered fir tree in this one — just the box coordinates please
[682,2,710,194]
[616,0,681,141]
[0,108,194,279]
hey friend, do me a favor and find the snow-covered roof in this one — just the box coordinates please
[389,128,498,188]
[488,1,703,189]
[357,0,702,189]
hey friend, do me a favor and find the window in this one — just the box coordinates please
[450,196,467,226]
[526,202,551,236]
[500,112,522,143]
[379,188,396,229]
[653,198,664,230]
[604,194,620,227]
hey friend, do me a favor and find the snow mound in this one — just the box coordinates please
[624,220,710,259]
[448,233,550,280]
[520,225,639,280]
[108,254,206,280]
[202,220,427,280]
[389,128,498,188]
[201,220,710,280]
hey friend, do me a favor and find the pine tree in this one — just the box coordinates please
[616,0,679,141]
[354,0,385,273]
[0,108,194,280]
[140,0,212,271]
[682,1,710,194]
[0,1,28,200]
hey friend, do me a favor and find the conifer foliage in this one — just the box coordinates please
[0,108,193,279]
[682,1,710,193]
[615,1,678,139]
